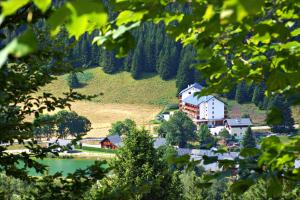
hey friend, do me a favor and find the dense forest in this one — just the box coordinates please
[66,22,200,94]
[2,1,200,94]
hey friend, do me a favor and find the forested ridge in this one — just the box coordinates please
[0,2,199,94]
[67,22,199,93]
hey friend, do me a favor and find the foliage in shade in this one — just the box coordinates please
[176,46,196,94]
[235,81,249,104]
[267,95,295,133]
[33,114,56,140]
[55,110,92,138]
[241,127,256,149]
[219,128,231,139]
[252,83,265,107]
[68,72,81,88]
[197,124,215,149]
[108,118,136,136]
[160,111,197,148]
[94,127,184,199]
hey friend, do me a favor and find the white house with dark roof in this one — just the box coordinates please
[179,83,203,100]
[224,118,253,138]
[178,83,225,125]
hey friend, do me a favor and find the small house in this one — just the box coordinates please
[224,118,253,138]
[48,139,74,151]
[100,135,123,149]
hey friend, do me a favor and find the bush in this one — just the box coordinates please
[164,103,179,111]
[75,145,116,154]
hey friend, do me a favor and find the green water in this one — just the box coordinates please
[23,158,98,176]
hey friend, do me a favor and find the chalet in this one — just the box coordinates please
[178,83,203,108]
[224,118,253,138]
[100,135,123,149]
[180,94,225,126]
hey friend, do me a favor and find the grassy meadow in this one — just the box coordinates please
[41,67,178,105]
[35,67,299,137]
[37,68,176,137]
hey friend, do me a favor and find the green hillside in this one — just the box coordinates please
[40,67,272,125]
[40,68,178,106]
[42,67,300,126]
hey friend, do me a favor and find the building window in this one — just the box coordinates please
[212,107,214,109]
[212,102,214,105]
[188,92,191,94]
[212,111,214,114]
[212,116,214,119]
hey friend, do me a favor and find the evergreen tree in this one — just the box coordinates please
[252,83,265,106]
[157,39,180,80]
[111,128,183,199]
[235,81,249,104]
[101,50,120,74]
[123,51,133,71]
[143,23,156,72]
[176,46,195,93]
[225,85,237,100]
[68,72,81,88]
[197,124,215,149]
[219,128,231,139]
[243,180,268,200]
[131,36,144,79]
[154,23,165,62]
[268,95,295,133]
[263,96,271,110]
[157,50,172,80]
[247,82,255,102]
[241,127,256,148]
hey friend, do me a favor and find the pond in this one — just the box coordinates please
[22,158,100,176]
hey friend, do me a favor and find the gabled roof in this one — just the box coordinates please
[182,95,214,106]
[48,139,72,146]
[179,83,203,95]
[177,148,239,160]
[153,137,166,148]
[225,118,252,127]
[102,134,123,147]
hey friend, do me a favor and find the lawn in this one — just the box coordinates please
[40,67,178,105]
[75,145,116,154]
[222,99,267,125]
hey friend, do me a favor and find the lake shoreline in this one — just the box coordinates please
[5,149,116,159]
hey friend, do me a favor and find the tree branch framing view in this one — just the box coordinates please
[0,0,299,199]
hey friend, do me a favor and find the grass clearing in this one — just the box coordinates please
[41,67,178,105]
[222,99,267,125]
[75,145,116,154]
[34,68,176,137]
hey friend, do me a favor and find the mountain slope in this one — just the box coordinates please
[41,67,178,105]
